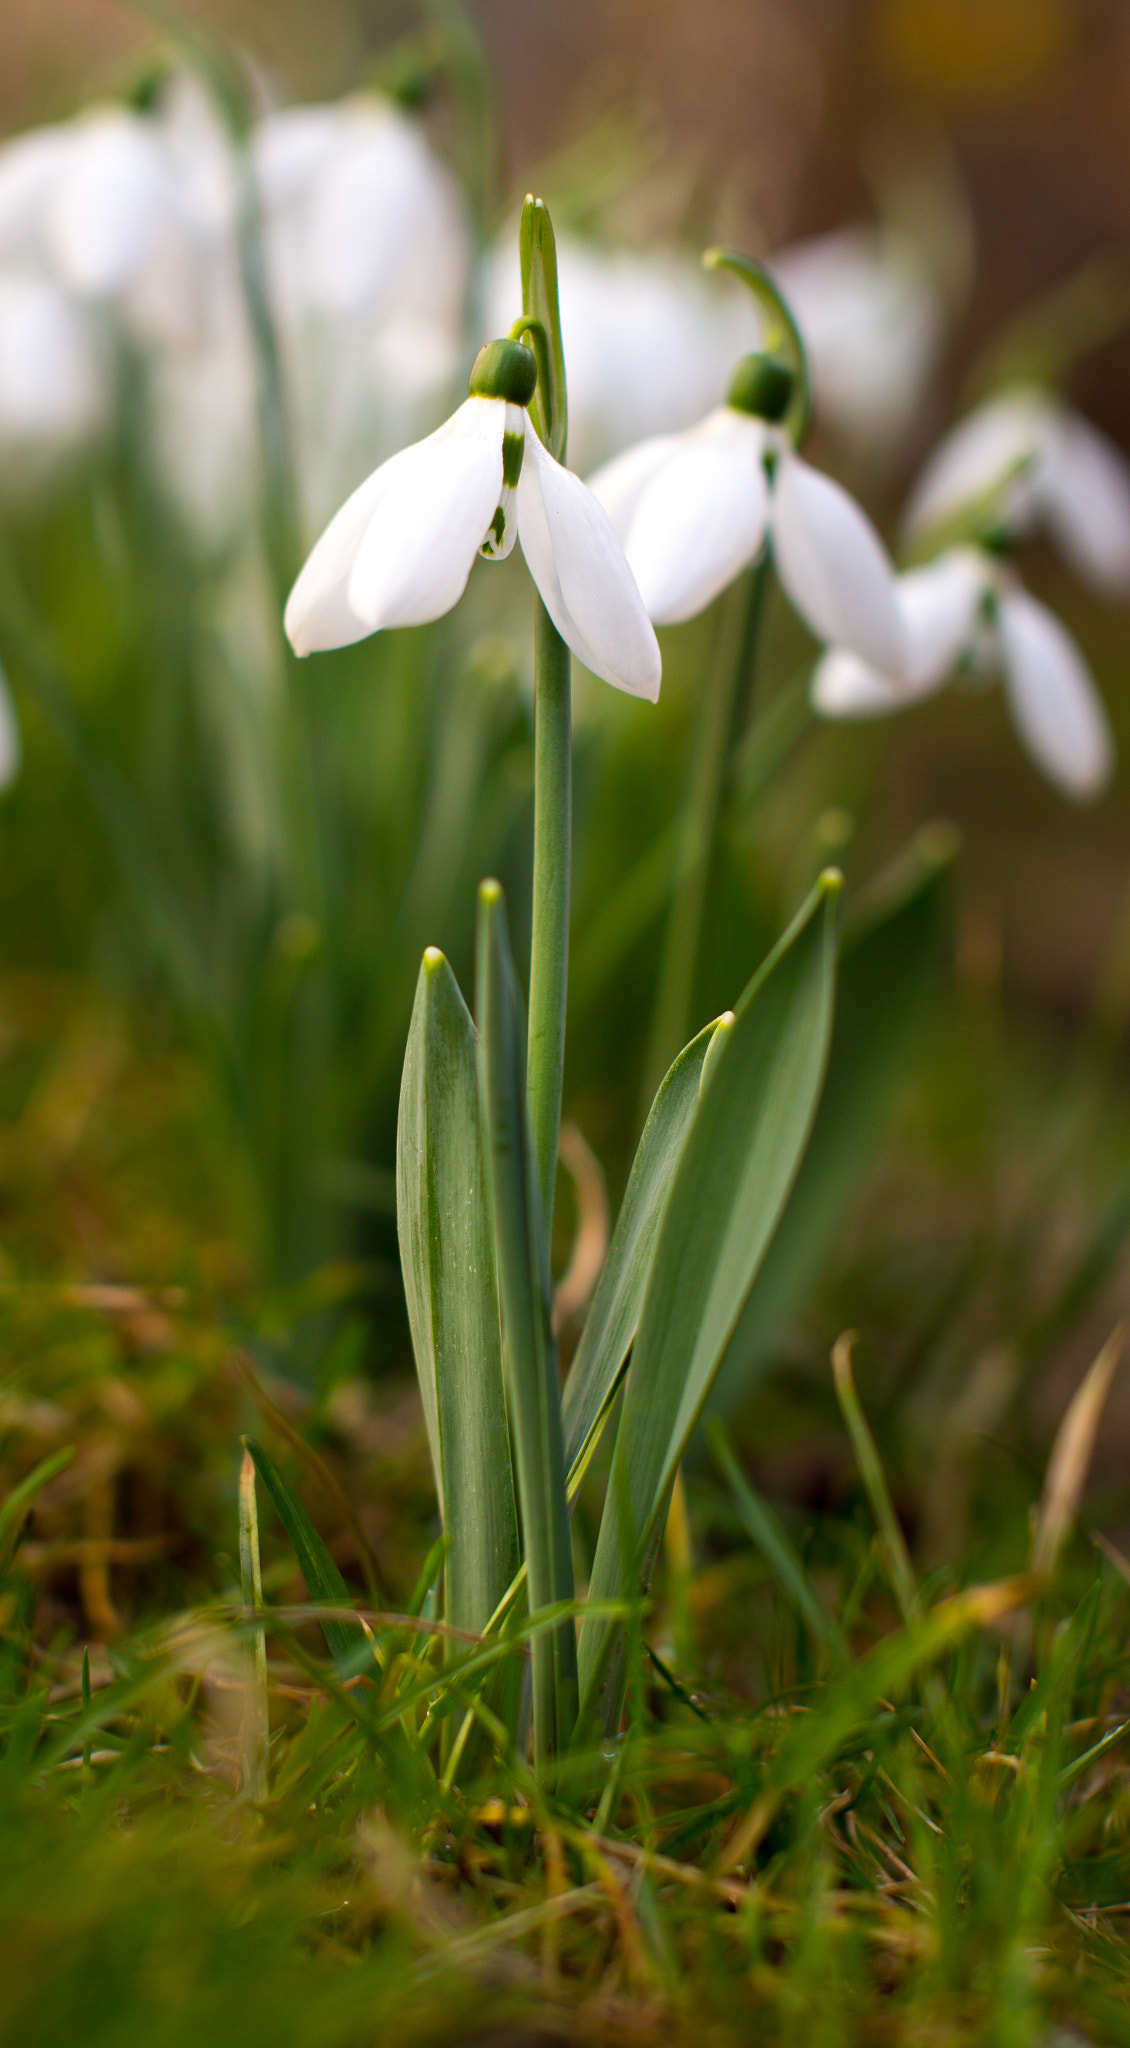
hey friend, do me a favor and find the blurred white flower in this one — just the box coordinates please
[0,271,106,452]
[285,347,661,701]
[770,226,945,465]
[812,543,1114,800]
[0,658,21,792]
[588,403,907,672]
[253,96,470,526]
[905,387,1130,599]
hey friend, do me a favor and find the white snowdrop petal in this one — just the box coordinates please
[617,432,769,626]
[898,546,989,687]
[997,588,1114,800]
[46,112,174,297]
[586,434,684,535]
[285,399,498,650]
[1042,411,1130,598]
[517,429,661,701]
[347,414,502,631]
[772,450,908,673]
[903,390,1052,540]
[811,648,929,718]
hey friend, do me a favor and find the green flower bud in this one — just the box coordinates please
[726,352,795,423]
[468,338,538,407]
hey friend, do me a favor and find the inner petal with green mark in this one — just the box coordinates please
[480,407,526,561]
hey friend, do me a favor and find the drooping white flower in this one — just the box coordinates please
[285,336,662,701]
[586,356,907,674]
[905,386,1130,599]
[0,271,106,454]
[812,544,1114,800]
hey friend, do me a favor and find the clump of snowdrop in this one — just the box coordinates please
[812,543,1114,800]
[904,386,1130,600]
[813,383,1130,799]
[587,342,907,674]
[284,331,661,700]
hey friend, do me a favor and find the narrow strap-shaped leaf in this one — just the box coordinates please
[397,947,520,1639]
[562,1019,722,1476]
[707,1418,847,1661]
[244,1437,376,1680]
[577,872,841,1737]
[475,879,577,1764]
[520,195,567,461]
[0,1446,74,1572]
[709,825,956,1414]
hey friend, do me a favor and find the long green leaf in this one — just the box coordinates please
[397,946,519,1639]
[244,1437,376,1680]
[0,1447,75,1571]
[520,195,567,460]
[562,1018,722,1476]
[710,824,956,1414]
[707,1418,847,1661]
[475,880,576,1764]
[577,872,841,1736]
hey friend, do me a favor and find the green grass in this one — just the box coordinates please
[1,969,1130,2043]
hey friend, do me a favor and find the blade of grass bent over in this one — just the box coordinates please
[577,872,841,1739]
[707,1418,847,1662]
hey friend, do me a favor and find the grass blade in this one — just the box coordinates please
[577,871,841,1737]
[832,1332,918,1622]
[243,1437,376,1682]
[397,947,520,1640]
[238,1448,269,1803]
[1032,1320,1126,1582]
[475,879,576,1764]
[707,1418,847,1661]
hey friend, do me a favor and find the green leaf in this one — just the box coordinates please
[562,1018,723,1478]
[244,1437,376,1681]
[520,196,567,460]
[577,872,841,1736]
[707,1418,847,1661]
[397,947,520,1639]
[475,879,576,1763]
[0,1447,75,1572]
[710,825,956,1414]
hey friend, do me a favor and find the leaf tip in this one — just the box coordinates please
[422,945,447,975]
[818,865,845,897]
[478,877,504,908]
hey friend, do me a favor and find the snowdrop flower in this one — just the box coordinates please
[587,351,907,674]
[0,271,106,454]
[905,387,1130,600]
[285,334,662,700]
[254,98,468,337]
[812,544,1114,800]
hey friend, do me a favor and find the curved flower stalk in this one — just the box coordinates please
[812,544,1114,800]
[587,330,907,674]
[284,335,661,700]
[905,386,1130,600]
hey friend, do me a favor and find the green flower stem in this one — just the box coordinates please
[641,548,772,1107]
[526,600,572,1240]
